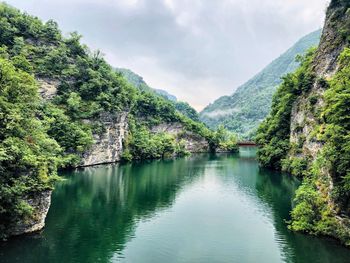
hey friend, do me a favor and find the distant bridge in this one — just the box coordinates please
[238,141,256,146]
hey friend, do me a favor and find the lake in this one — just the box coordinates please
[1,147,350,263]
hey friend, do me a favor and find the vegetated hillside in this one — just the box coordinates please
[153,88,177,102]
[257,0,350,246]
[116,68,199,121]
[0,3,238,239]
[200,30,321,139]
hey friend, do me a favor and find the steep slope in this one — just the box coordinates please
[116,68,177,100]
[153,88,177,102]
[257,0,350,246]
[200,30,321,138]
[0,3,235,239]
[116,68,199,121]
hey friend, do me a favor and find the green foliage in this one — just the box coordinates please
[0,57,61,237]
[318,48,350,213]
[200,30,321,139]
[256,48,316,170]
[41,103,93,158]
[115,68,154,94]
[281,157,309,178]
[122,120,189,161]
[0,1,211,168]
[116,68,200,122]
[207,125,239,153]
[258,45,350,244]
[289,177,340,238]
[219,134,239,153]
[174,101,200,121]
[133,91,179,125]
[308,94,319,105]
[289,170,350,245]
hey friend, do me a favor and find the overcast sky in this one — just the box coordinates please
[6,0,329,110]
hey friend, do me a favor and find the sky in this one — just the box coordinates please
[6,0,329,110]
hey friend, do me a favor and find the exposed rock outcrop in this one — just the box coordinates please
[10,191,52,236]
[151,123,210,153]
[288,0,350,242]
[289,1,349,178]
[81,112,129,166]
[38,78,59,100]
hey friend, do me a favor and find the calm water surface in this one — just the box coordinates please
[1,147,350,263]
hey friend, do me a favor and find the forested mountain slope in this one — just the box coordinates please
[116,68,200,121]
[116,68,177,101]
[0,3,237,239]
[257,0,350,246]
[200,30,321,138]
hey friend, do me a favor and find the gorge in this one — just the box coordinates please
[1,0,350,261]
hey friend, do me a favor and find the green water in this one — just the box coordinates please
[1,147,350,263]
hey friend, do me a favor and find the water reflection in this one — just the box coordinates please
[1,156,208,263]
[1,149,350,263]
[256,168,350,263]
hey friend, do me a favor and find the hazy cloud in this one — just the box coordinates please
[6,0,329,110]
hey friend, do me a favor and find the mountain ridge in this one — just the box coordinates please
[116,67,200,121]
[200,29,322,138]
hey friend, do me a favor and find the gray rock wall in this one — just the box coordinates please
[288,1,350,239]
[10,191,52,236]
[81,112,129,166]
[151,123,210,153]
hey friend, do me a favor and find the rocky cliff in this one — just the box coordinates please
[151,123,210,153]
[81,112,129,166]
[18,81,206,237]
[287,0,350,244]
[257,0,350,245]
[9,191,52,236]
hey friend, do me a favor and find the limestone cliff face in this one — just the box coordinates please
[151,123,210,153]
[38,78,59,100]
[289,1,349,168]
[37,78,130,167]
[288,0,350,238]
[81,112,129,166]
[20,80,129,237]
[8,79,59,238]
[28,77,208,238]
[10,191,52,236]
[290,2,350,160]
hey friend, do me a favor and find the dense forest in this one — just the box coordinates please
[0,3,238,239]
[200,30,321,139]
[257,0,350,245]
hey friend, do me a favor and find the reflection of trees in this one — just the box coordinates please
[255,169,350,263]
[3,150,350,263]
[0,155,207,263]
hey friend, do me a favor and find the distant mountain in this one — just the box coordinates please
[116,68,199,121]
[200,30,322,138]
[116,68,177,101]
